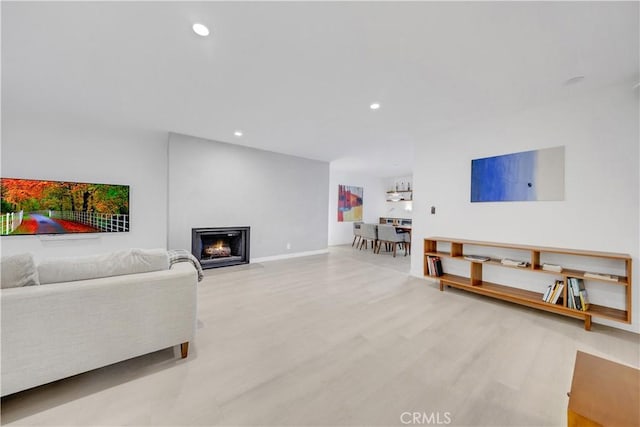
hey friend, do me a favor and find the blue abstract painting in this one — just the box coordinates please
[471,147,564,202]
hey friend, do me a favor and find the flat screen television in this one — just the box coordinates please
[1,178,129,235]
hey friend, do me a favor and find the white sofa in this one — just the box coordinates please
[0,250,198,396]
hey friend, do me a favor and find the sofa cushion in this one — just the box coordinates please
[38,248,169,285]
[0,253,40,288]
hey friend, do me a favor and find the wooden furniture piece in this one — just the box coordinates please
[379,217,412,226]
[424,237,632,330]
[567,351,640,427]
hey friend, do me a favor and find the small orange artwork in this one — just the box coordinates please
[337,185,363,222]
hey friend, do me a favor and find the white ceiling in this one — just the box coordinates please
[2,1,638,177]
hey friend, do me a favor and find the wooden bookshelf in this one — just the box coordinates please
[424,237,632,330]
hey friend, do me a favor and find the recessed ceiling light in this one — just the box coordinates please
[564,76,585,86]
[192,23,210,37]
[370,103,381,110]
[234,130,243,137]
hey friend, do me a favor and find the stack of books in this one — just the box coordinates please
[542,280,565,304]
[500,258,530,268]
[542,263,563,273]
[567,277,590,311]
[426,256,443,277]
[463,255,490,263]
[584,272,618,282]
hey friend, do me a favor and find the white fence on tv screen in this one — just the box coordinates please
[50,210,129,232]
[0,210,24,235]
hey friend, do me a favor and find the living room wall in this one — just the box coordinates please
[410,82,640,332]
[0,116,168,259]
[168,133,329,261]
[328,168,387,246]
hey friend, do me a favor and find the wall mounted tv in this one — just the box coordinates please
[0,178,129,236]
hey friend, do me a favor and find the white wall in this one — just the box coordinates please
[328,167,387,246]
[0,115,168,260]
[168,133,329,260]
[384,175,413,194]
[411,83,640,332]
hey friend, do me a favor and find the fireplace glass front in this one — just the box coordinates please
[192,227,250,269]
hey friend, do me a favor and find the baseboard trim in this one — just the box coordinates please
[251,249,329,264]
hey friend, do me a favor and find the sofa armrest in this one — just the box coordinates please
[170,261,199,275]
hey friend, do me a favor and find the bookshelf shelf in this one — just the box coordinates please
[586,304,628,323]
[425,251,452,258]
[385,190,413,202]
[424,237,632,330]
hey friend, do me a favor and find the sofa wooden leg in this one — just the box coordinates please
[180,342,189,359]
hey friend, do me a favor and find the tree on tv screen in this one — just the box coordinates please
[0,179,129,215]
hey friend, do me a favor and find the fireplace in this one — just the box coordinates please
[192,227,250,269]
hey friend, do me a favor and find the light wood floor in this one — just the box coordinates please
[2,245,639,426]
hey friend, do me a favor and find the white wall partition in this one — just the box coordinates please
[0,116,168,259]
[328,168,387,246]
[168,133,329,260]
[381,174,414,220]
[410,82,639,332]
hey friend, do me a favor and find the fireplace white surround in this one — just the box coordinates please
[168,133,329,261]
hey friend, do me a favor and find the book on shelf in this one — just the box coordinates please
[543,282,554,302]
[579,291,589,311]
[501,258,530,268]
[544,281,557,302]
[576,278,589,310]
[568,277,589,311]
[567,282,575,309]
[426,256,443,277]
[542,263,563,273]
[584,272,618,282]
[543,280,564,304]
[568,278,581,310]
[434,258,443,276]
[464,255,490,263]
[551,281,564,304]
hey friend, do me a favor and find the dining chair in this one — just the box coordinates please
[402,229,411,255]
[352,221,364,247]
[376,224,406,257]
[358,223,378,251]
